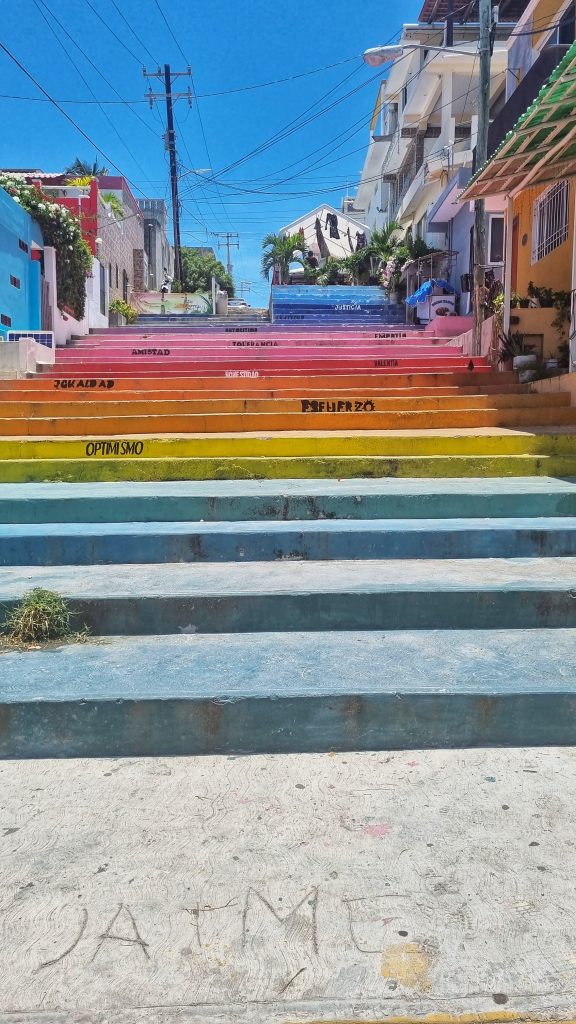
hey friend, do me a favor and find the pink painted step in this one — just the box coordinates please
[64,345,463,359]
[46,362,490,378]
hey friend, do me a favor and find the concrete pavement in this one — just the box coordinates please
[1,748,576,1022]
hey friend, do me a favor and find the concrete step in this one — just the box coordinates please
[5,454,576,482]
[3,516,576,565]
[4,393,569,418]
[0,384,534,402]
[15,371,521,391]
[2,478,576,523]
[2,629,576,756]
[1,558,575,633]
[6,406,576,436]
[2,429,575,460]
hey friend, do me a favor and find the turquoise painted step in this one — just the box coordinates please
[2,479,576,524]
[4,517,576,565]
[1,559,575,633]
[2,629,576,757]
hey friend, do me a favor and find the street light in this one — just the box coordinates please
[363,43,481,66]
[178,167,212,181]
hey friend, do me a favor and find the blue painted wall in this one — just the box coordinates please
[0,187,43,335]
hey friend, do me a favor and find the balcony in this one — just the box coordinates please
[487,44,571,156]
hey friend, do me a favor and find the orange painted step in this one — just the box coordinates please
[4,405,576,436]
[19,371,514,392]
[5,393,570,418]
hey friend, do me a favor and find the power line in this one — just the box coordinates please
[180,26,405,196]
[0,40,146,197]
[83,0,144,65]
[150,0,248,280]
[152,0,189,65]
[181,64,383,199]
[34,0,161,143]
[31,0,152,182]
[0,53,371,106]
[106,0,159,65]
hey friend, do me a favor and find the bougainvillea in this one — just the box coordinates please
[0,174,93,321]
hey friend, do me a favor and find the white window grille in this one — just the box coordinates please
[531,180,570,263]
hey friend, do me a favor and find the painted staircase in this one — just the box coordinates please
[1,309,576,757]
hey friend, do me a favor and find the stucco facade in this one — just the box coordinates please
[512,181,574,296]
[0,186,43,333]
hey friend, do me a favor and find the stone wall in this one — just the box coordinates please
[98,181,145,304]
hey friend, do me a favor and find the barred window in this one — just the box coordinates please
[532,180,570,263]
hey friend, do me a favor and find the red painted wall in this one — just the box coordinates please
[31,179,99,254]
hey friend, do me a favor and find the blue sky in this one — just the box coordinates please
[1,0,421,307]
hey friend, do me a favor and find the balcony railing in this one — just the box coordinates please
[487,44,571,158]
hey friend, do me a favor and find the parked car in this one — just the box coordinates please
[228,298,249,308]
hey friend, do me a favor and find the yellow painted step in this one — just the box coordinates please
[3,453,576,482]
[1,429,575,460]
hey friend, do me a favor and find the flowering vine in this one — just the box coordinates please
[0,175,92,320]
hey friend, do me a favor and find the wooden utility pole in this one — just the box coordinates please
[214,231,240,276]
[144,65,192,286]
[472,0,492,355]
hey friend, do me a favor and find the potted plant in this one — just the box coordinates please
[527,281,554,307]
[498,330,527,370]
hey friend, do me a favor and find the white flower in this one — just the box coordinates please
[13,197,20,203]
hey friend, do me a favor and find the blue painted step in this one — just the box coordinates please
[2,629,576,757]
[1,559,575,633]
[2,480,576,524]
[3,517,576,565]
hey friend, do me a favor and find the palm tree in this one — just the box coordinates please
[261,233,304,284]
[366,221,403,268]
[65,157,109,178]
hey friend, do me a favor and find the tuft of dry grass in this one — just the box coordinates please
[0,588,90,648]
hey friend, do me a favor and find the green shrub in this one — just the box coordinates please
[109,298,138,324]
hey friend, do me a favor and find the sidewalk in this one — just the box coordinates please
[1,748,575,1022]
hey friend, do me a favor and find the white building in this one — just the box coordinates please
[347,0,530,305]
[280,204,371,265]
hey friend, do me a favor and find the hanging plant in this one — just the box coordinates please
[0,174,93,321]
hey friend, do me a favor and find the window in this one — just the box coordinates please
[18,239,28,253]
[122,269,129,302]
[109,263,112,286]
[401,85,408,110]
[488,216,504,264]
[532,180,569,263]
[10,275,21,289]
[1,314,12,327]
[115,264,119,288]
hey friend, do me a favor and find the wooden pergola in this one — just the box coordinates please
[461,40,576,202]
[460,40,576,367]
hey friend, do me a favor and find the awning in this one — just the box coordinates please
[460,39,576,201]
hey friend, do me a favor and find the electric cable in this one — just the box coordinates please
[83,0,144,66]
[0,40,147,197]
[32,0,152,182]
[35,0,162,142]
[107,0,160,65]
